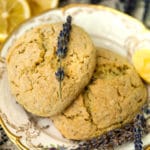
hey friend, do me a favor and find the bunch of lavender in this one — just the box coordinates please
[0,126,8,145]
[74,106,150,150]
[47,106,150,150]
[72,122,148,150]
[55,16,72,99]
[133,114,145,150]
[133,105,150,150]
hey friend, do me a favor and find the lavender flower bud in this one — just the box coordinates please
[67,15,72,24]
[55,68,64,81]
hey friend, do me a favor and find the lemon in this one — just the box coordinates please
[0,0,30,42]
[27,0,58,16]
[0,42,2,50]
[132,49,150,83]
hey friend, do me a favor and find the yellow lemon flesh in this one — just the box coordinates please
[27,0,58,16]
[0,42,2,50]
[132,49,150,83]
[0,0,30,42]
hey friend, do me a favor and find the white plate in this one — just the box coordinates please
[0,4,150,150]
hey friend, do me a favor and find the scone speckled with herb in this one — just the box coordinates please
[52,49,147,140]
[6,23,96,117]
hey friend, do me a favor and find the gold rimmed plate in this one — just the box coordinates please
[0,4,150,150]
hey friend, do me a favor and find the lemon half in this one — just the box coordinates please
[132,49,150,83]
[0,0,30,42]
[27,0,58,16]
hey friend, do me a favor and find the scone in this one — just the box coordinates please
[52,48,147,140]
[6,23,96,117]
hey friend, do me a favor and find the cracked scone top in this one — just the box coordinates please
[6,23,96,117]
[52,49,147,140]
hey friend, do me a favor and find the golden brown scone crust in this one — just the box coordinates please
[6,23,96,117]
[52,48,147,140]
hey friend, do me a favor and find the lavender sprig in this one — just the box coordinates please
[55,16,72,100]
[55,67,64,81]
[56,16,72,58]
[133,114,145,150]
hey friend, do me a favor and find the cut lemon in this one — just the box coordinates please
[0,42,2,50]
[0,0,31,42]
[27,0,58,16]
[132,49,150,83]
